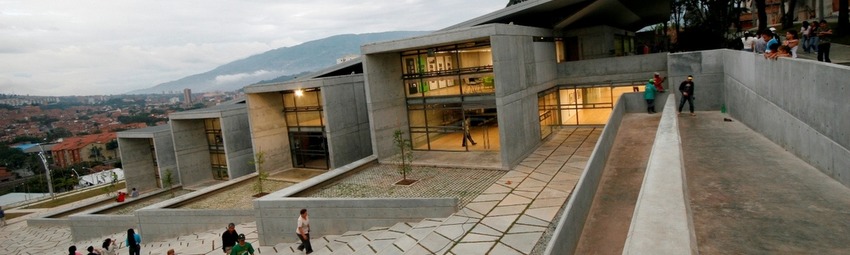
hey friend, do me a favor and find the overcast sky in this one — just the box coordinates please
[0,0,504,96]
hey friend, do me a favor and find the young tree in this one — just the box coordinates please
[393,130,414,183]
[249,151,268,195]
[840,0,849,35]
[163,168,174,198]
[755,0,768,32]
[782,0,799,29]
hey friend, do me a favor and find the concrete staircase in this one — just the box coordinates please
[268,215,485,255]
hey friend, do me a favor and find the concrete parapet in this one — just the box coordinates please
[557,53,668,87]
[254,197,457,245]
[69,215,137,242]
[136,208,255,242]
[544,93,628,255]
[622,92,669,113]
[622,96,697,255]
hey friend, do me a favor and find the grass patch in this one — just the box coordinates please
[24,182,126,209]
[6,212,31,220]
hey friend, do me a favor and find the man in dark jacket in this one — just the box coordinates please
[678,75,695,116]
[222,223,240,254]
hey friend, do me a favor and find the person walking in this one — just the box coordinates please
[678,75,696,116]
[296,208,313,254]
[229,234,254,255]
[126,228,141,255]
[817,20,833,63]
[222,223,239,254]
[644,79,657,114]
[461,117,476,147]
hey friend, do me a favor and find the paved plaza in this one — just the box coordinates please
[0,127,598,255]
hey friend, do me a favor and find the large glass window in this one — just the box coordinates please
[401,42,494,98]
[545,81,645,128]
[538,89,559,139]
[282,88,328,169]
[204,118,228,180]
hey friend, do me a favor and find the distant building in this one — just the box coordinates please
[51,133,118,168]
[183,88,193,106]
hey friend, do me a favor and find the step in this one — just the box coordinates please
[376,218,447,255]
[273,234,339,254]
[403,208,484,254]
[353,222,416,255]
[312,230,365,254]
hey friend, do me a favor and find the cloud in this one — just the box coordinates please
[0,0,503,96]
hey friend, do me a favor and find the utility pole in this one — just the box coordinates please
[37,144,54,199]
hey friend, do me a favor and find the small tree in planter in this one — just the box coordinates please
[101,170,118,198]
[163,168,175,198]
[393,129,417,185]
[249,151,269,197]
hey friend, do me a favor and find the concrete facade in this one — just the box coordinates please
[117,125,178,192]
[557,52,668,87]
[244,73,372,171]
[362,24,556,169]
[668,50,850,188]
[169,103,254,187]
[560,25,636,60]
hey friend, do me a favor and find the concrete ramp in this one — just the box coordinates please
[682,112,850,254]
[574,113,660,254]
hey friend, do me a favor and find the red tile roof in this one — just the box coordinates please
[52,132,117,151]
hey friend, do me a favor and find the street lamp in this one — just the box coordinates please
[37,143,54,199]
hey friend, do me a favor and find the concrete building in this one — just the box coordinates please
[243,60,372,171]
[168,101,254,187]
[362,0,668,169]
[117,125,178,192]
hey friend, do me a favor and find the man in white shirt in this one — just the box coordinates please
[296,209,312,254]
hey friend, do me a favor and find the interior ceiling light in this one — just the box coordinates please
[294,89,304,97]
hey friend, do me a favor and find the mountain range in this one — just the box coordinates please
[127,31,429,94]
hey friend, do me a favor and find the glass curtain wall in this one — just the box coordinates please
[282,89,329,169]
[204,118,228,180]
[538,89,559,140]
[537,82,645,130]
[402,41,499,152]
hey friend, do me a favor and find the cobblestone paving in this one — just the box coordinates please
[299,164,506,208]
[180,179,294,209]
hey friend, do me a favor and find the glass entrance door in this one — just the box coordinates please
[289,131,329,169]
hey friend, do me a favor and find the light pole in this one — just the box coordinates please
[37,143,54,199]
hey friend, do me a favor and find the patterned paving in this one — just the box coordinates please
[0,127,598,255]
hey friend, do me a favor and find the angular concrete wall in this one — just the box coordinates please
[246,92,292,172]
[363,52,408,162]
[561,25,630,60]
[545,92,628,255]
[557,52,668,87]
[153,131,178,185]
[667,51,726,111]
[118,138,158,192]
[254,197,457,245]
[170,119,212,187]
[322,75,373,168]
[222,109,255,179]
[136,209,255,242]
[70,215,137,242]
[491,32,557,169]
[718,50,850,187]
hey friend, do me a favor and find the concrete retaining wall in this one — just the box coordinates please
[254,197,457,245]
[557,53,668,88]
[69,215,137,242]
[544,93,628,255]
[719,50,850,187]
[622,96,697,254]
[136,209,255,242]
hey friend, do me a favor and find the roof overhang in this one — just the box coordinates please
[442,0,669,32]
